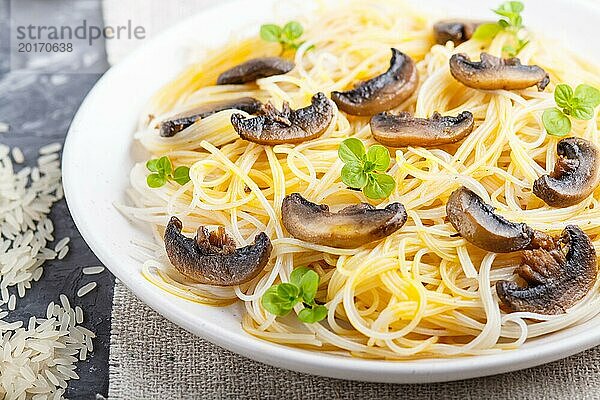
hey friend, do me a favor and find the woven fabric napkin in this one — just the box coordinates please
[109,281,600,399]
[103,1,600,398]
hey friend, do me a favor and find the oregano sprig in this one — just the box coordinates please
[260,21,309,53]
[338,138,396,200]
[146,156,191,188]
[472,1,529,57]
[542,84,600,136]
[261,267,328,324]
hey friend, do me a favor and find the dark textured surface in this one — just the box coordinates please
[0,0,113,398]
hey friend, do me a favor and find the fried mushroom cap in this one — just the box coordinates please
[164,216,272,286]
[217,57,295,85]
[496,225,597,314]
[231,92,334,145]
[446,186,555,253]
[433,20,485,46]
[533,137,600,208]
[157,97,263,137]
[331,48,419,116]
[449,53,550,91]
[281,193,407,249]
[370,111,474,147]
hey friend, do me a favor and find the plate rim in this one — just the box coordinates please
[63,0,600,384]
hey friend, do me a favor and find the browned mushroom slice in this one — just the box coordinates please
[496,225,597,314]
[231,92,334,145]
[331,48,419,116]
[533,137,600,208]
[158,97,263,137]
[164,216,272,286]
[446,186,555,253]
[433,20,485,46]
[217,57,295,85]
[370,111,474,147]
[449,53,550,91]
[281,193,407,249]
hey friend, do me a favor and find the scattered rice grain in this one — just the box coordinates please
[54,237,70,252]
[0,145,96,399]
[59,294,70,311]
[11,146,24,163]
[39,142,62,155]
[57,246,69,260]
[75,306,83,324]
[76,282,97,298]
[32,267,44,281]
[31,167,40,181]
[38,153,59,165]
[82,266,105,275]
[79,346,88,361]
[85,335,93,352]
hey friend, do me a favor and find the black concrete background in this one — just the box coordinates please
[0,0,113,398]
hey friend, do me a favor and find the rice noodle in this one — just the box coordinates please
[121,0,600,359]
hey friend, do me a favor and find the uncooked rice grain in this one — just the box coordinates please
[31,166,40,181]
[8,294,16,310]
[57,246,69,260]
[0,144,96,399]
[59,294,70,311]
[0,144,63,305]
[0,297,93,398]
[82,266,105,275]
[11,146,24,163]
[33,267,43,281]
[75,306,83,324]
[76,282,97,298]
[39,142,62,155]
[0,122,9,133]
[38,153,59,165]
[85,335,94,352]
[54,237,70,252]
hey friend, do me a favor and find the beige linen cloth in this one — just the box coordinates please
[104,1,600,398]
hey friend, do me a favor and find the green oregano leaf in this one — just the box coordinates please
[542,108,571,136]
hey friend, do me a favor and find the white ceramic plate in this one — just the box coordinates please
[63,0,600,383]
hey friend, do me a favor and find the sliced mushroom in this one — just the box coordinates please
[331,48,419,116]
[158,97,263,137]
[164,216,272,286]
[433,20,485,46]
[217,57,295,85]
[449,53,550,91]
[496,225,597,314]
[231,92,334,145]
[446,186,555,253]
[370,111,474,147]
[533,137,600,208]
[281,193,407,248]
